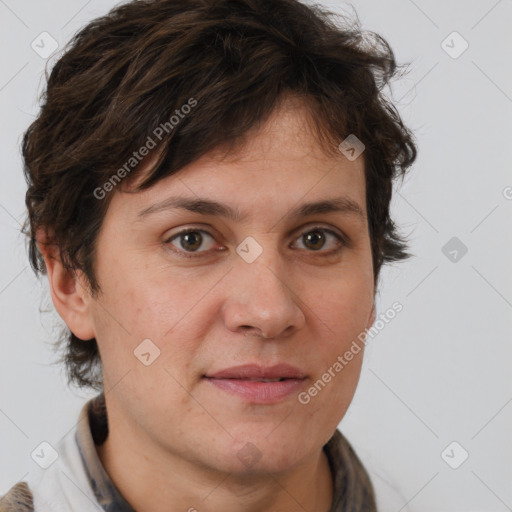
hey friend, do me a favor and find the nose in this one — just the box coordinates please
[222,244,306,339]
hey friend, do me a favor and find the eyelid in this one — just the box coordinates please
[164,223,348,258]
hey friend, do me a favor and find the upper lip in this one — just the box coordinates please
[204,364,307,380]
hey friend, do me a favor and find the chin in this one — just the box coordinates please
[214,432,310,475]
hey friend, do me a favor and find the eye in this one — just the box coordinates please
[165,229,217,257]
[164,226,346,259]
[292,227,345,253]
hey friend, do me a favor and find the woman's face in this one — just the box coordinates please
[82,99,375,475]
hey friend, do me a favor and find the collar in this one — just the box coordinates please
[75,393,135,511]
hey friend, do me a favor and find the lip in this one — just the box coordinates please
[205,363,306,380]
[203,364,307,404]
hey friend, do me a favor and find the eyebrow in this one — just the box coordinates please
[136,195,365,222]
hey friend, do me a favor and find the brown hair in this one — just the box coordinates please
[22,1,416,506]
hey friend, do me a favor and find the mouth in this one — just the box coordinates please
[203,364,307,403]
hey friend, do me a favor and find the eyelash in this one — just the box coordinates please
[164,226,347,259]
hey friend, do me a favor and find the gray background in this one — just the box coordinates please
[1,0,511,510]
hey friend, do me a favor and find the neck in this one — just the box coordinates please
[95,415,334,512]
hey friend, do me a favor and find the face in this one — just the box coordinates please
[80,98,375,475]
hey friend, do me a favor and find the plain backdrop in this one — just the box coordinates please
[1,1,511,510]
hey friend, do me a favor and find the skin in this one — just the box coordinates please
[39,96,376,512]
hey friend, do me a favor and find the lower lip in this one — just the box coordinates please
[204,377,306,403]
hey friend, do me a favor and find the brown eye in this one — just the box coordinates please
[166,229,216,256]
[302,230,326,251]
[293,227,345,253]
[180,231,203,251]
[165,226,345,259]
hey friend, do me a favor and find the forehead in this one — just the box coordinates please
[199,95,348,165]
[113,97,366,220]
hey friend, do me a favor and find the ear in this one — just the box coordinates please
[36,228,96,341]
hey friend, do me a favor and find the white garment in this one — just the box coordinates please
[26,428,104,512]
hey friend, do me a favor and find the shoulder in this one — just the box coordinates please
[0,481,34,512]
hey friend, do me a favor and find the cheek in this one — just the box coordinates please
[94,251,180,335]
[302,267,372,400]
[90,266,207,384]
[310,269,374,340]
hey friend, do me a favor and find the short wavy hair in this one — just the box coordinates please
[22,0,416,394]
